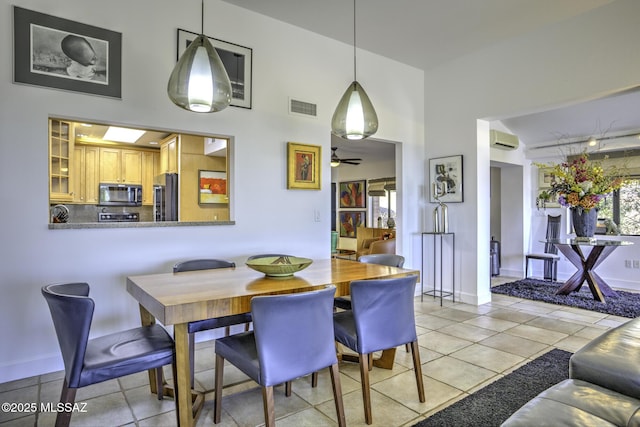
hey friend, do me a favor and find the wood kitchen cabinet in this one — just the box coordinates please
[72,145,100,203]
[99,147,142,184]
[141,151,160,205]
[160,134,179,174]
[49,119,75,202]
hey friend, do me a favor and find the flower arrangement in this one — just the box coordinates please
[536,151,627,211]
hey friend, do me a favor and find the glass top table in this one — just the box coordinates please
[544,238,634,302]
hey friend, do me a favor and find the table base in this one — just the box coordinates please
[554,244,619,302]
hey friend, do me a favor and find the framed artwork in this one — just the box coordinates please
[429,155,463,203]
[13,6,122,98]
[287,142,321,190]
[538,168,554,188]
[537,190,560,208]
[339,180,366,208]
[198,170,228,204]
[339,211,365,238]
[177,29,252,109]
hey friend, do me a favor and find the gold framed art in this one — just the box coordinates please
[287,142,321,190]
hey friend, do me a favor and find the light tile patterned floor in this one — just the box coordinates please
[0,276,631,426]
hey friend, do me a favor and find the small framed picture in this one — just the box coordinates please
[177,29,252,109]
[339,211,366,238]
[429,155,463,203]
[198,170,228,204]
[538,168,554,188]
[13,6,122,98]
[287,142,321,190]
[339,180,366,208]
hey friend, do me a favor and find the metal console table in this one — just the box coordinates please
[421,232,455,306]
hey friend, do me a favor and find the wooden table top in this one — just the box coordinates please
[127,258,419,325]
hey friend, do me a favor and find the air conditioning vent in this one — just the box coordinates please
[289,98,317,118]
[490,130,519,150]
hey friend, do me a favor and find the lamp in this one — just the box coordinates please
[167,0,232,113]
[331,0,378,140]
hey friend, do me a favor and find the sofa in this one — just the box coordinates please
[357,237,396,258]
[502,317,640,426]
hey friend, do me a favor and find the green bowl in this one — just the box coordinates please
[245,256,313,277]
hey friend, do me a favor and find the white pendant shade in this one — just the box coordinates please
[331,81,378,140]
[167,34,232,113]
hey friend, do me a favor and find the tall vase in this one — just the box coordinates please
[571,207,597,240]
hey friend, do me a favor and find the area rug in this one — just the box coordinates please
[413,349,571,427]
[491,278,640,318]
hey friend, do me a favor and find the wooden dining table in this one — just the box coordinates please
[126,258,419,427]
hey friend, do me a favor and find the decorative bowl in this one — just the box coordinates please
[245,256,313,277]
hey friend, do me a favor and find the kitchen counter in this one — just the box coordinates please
[48,220,235,229]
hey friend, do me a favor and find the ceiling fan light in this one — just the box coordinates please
[330,159,341,167]
[332,81,378,140]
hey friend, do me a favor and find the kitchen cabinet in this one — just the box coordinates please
[141,151,160,205]
[49,119,75,202]
[99,147,142,184]
[72,146,100,204]
[160,134,178,174]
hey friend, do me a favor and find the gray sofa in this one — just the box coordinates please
[502,317,640,426]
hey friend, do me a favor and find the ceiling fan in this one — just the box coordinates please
[330,147,362,167]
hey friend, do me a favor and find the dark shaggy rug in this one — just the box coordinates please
[491,278,640,318]
[413,349,571,427]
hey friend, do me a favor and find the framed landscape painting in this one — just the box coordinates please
[199,170,228,204]
[13,6,122,98]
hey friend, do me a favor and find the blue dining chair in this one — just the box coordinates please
[214,286,346,427]
[42,283,176,427]
[333,275,424,424]
[173,258,251,388]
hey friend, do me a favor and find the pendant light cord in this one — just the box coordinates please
[201,0,205,35]
[353,0,357,81]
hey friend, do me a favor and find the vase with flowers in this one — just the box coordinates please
[536,151,627,241]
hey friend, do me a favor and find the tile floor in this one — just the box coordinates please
[0,276,632,427]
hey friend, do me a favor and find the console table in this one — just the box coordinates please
[546,238,633,302]
[421,232,455,305]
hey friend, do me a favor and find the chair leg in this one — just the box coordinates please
[55,379,76,427]
[285,381,292,397]
[214,354,225,424]
[525,257,529,278]
[329,363,346,427]
[244,322,250,332]
[358,352,373,424]
[405,343,410,352]
[188,332,196,389]
[312,371,318,387]
[262,386,276,427]
[410,341,425,402]
[155,367,163,400]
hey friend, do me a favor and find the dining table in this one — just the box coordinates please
[126,257,420,427]
[547,238,634,302]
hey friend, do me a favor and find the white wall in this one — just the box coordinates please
[0,0,424,382]
[425,0,640,304]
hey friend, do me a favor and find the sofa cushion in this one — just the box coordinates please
[570,317,640,399]
[501,379,640,427]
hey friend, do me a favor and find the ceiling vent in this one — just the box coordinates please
[289,98,317,118]
[490,130,519,150]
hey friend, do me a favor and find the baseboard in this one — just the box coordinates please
[0,353,63,384]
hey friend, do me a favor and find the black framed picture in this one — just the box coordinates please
[177,29,252,109]
[13,6,122,98]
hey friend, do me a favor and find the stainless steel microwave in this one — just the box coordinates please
[98,183,142,206]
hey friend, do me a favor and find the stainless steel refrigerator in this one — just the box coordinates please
[153,173,178,221]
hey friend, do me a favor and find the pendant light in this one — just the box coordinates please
[167,0,232,113]
[331,0,378,140]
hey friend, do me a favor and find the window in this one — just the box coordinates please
[598,177,640,235]
[371,190,396,227]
